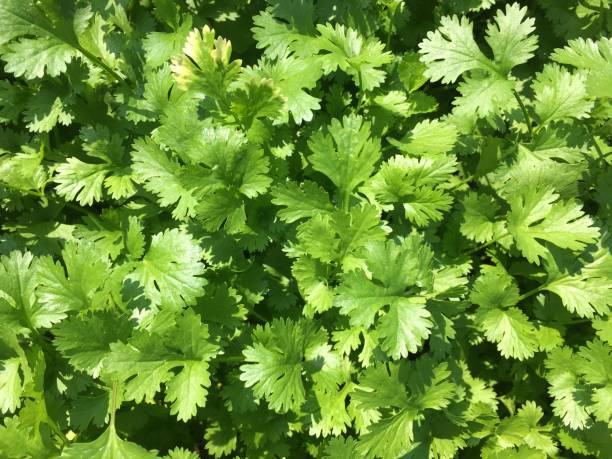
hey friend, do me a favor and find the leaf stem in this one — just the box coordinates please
[76,45,125,84]
[585,124,605,162]
[386,3,398,49]
[110,381,118,427]
[447,174,475,191]
[48,418,69,445]
[517,285,544,302]
[513,90,533,139]
[215,355,244,363]
[341,190,350,212]
[463,231,509,256]
[249,308,269,323]
[356,71,367,112]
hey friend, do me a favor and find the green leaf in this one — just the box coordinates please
[106,310,218,421]
[389,119,458,157]
[471,266,539,360]
[460,192,507,243]
[419,14,491,84]
[419,3,536,83]
[545,347,591,430]
[0,1,84,79]
[171,25,242,100]
[243,54,322,123]
[53,312,132,377]
[60,425,158,458]
[271,180,333,223]
[484,3,538,73]
[376,298,433,359]
[532,64,593,125]
[251,5,317,59]
[0,358,23,414]
[37,242,111,315]
[419,3,536,117]
[454,74,517,117]
[143,17,192,68]
[2,37,75,79]
[128,228,206,308]
[543,244,612,318]
[308,114,380,200]
[478,307,539,360]
[551,37,612,98]
[54,159,109,206]
[131,138,199,221]
[336,235,434,357]
[315,24,392,90]
[231,77,286,128]
[0,251,52,331]
[398,52,428,93]
[240,318,335,413]
[506,187,599,264]
[363,154,456,226]
[24,88,73,133]
[358,410,416,458]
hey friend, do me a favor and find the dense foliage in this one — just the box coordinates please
[0,0,611,457]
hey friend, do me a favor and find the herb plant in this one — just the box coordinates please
[0,0,611,458]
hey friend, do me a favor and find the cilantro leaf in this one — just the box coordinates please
[128,228,206,308]
[131,138,199,220]
[419,3,536,117]
[308,114,380,205]
[551,37,612,98]
[171,25,242,100]
[315,24,392,90]
[240,318,347,413]
[543,244,612,318]
[336,235,434,357]
[60,425,157,458]
[106,310,218,421]
[532,64,594,125]
[471,265,539,360]
[506,187,599,264]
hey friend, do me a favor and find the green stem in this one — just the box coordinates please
[77,46,125,84]
[249,308,269,323]
[110,381,118,427]
[517,285,544,302]
[341,190,350,212]
[386,3,398,49]
[586,125,605,162]
[463,231,509,256]
[356,71,367,112]
[513,90,533,139]
[215,355,243,364]
[48,418,68,445]
[447,174,475,191]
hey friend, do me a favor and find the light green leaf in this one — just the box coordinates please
[60,425,157,458]
[376,298,433,359]
[308,114,380,199]
[532,64,593,125]
[0,358,22,414]
[128,228,205,308]
[131,138,199,221]
[171,25,242,100]
[2,37,74,79]
[271,181,333,223]
[315,24,392,91]
[506,187,599,264]
[389,119,458,157]
[54,159,109,206]
[551,37,612,98]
